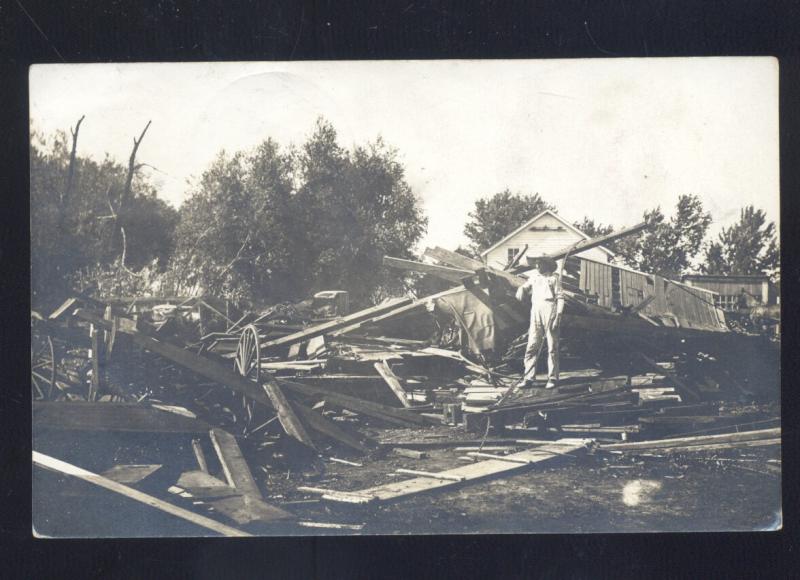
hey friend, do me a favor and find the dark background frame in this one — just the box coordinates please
[2,1,799,577]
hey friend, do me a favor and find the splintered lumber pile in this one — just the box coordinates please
[32,229,778,533]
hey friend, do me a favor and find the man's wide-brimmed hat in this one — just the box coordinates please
[534,256,558,273]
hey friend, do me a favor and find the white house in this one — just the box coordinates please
[480,210,614,270]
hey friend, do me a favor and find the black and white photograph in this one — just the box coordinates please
[30,58,781,537]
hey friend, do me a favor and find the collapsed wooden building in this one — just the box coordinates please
[31,226,780,536]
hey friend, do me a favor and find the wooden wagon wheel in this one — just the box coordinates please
[31,317,57,400]
[234,324,261,382]
[234,324,261,426]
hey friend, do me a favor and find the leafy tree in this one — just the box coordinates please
[612,194,712,278]
[463,190,555,255]
[702,205,779,276]
[30,125,178,307]
[173,118,427,307]
[573,217,614,239]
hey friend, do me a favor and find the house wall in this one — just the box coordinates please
[483,214,610,269]
[684,277,772,309]
[566,257,727,332]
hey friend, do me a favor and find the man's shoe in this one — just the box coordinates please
[515,379,531,389]
[545,380,557,390]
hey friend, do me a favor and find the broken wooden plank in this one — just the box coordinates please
[466,452,530,464]
[192,439,209,474]
[296,486,376,504]
[297,521,364,531]
[279,379,436,426]
[327,457,363,467]
[630,438,781,453]
[257,297,413,351]
[601,427,780,451]
[88,325,101,402]
[512,221,648,273]
[307,439,590,504]
[100,464,162,485]
[176,470,231,494]
[173,470,292,524]
[208,428,263,500]
[33,402,211,434]
[34,451,251,537]
[49,297,78,320]
[262,379,316,450]
[394,468,465,482]
[330,287,465,337]
[373,360,412,408]
[390,448,429,459]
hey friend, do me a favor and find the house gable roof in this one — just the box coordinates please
[479,209,616,259]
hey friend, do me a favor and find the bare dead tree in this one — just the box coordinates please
[61,114,85,207]
[98,120,151,275]
[120,120,151,211]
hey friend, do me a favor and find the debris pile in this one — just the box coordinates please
[32,237,780,535]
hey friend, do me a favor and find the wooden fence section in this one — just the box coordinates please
[566,257,726,332]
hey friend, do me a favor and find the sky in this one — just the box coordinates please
[30,58,779,251]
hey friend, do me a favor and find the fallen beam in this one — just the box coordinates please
[511,221,648,273]
[262,379,316,450]
[601,427,780,451]
[305,439,590,504]
[627,438,781,453]
[373,360,412,408]
[331,287,464,336]
[257,297,413,351]
[33,451,252,537]
[279,379,437,426]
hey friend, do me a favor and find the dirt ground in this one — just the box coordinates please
[32,423,781,537]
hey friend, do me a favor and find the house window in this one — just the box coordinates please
[714,295,740,311]
[507,248,520,263]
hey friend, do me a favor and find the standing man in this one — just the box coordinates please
[514,256,564,390]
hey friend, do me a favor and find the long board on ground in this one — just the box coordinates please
[302,438,590,504]
[33,451,251,537]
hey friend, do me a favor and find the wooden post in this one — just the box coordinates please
[89,324,101,402]
[192,439,209,474]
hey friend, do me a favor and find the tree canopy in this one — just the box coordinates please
[172,118,427,307]
[463,190,555,255]
[573,217,614,239]
[702,205,779,276]
[608,194,712,279]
